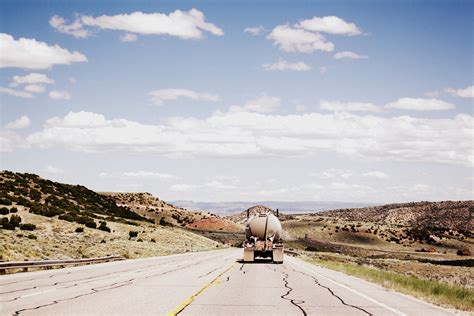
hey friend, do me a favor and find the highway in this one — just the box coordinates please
[0,248,457,315]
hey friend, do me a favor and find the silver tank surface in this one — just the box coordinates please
[245,213,282,241]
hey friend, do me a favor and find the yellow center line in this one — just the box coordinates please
[167,263,236,316]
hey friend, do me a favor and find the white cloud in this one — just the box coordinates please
[5,116,31,129]
[0,33,87,69]
[24,111,474,167]
[79,9,223,39]
[315,168,353,179]
[44,165,65,174]
[122,170,178,179]
[445,85,474,98]
[10,73,54,86]
[120,33,138,42]
[267,25,334,53]
[150,89,220,106]
[231,94,281,113]
[385,98,455,111]
[296,16,362,36]
[262,59,311,71]
[319,66,328,74]
[24,84,46,93]
[319,100,381,112]
[334,51,368,59]
[49,15,91,38]
[0,130,25,152]
[244,25,265,36]
[49,90,71,100]
[362,171,389,179]
[0,87,34,98]
[170,184,199,192]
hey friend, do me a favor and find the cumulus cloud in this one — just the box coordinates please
[49,15,91,38]
[24,110,474,167]
[44,165,65,174]
[319,100,381,112]
[0,130,26,152]
[362,171,389,179]
[445,85,474,98]
[262,59,311,71]
[49,90,71,100]
[385,98,455,111]
[230,94,281,113]
[244,25,265,36]
[316,168,353,179]
[0,33,87,69]
[5,116,31,129]
[120,33,138,42]
[296,16,362,36]
[24,84,46,93]
[334,51,368,59]
[0,87,33,98]
[267,25,334,53]
[150,89,220,106]
[77,9,223,39]
[10,73,54,86]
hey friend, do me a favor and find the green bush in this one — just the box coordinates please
[98,221,111,232]
[129,231,138,238]
[0,198,12,206]
[85,221,96,229]
[9,214,22,227]
[0,207,9,215]
[9,207,18,213]
[75,227,84,233]
[27,234,37,239]
[19,223,36,231]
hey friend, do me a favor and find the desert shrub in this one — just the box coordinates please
[9,214,22,227]
[150,238,156,242]
[75,227,84,233]
[0,198,12,206]
[20,223,36,231]
[0,207,9,215]
[159,218,172,226]
[9,207,18,213]
[16,196,32,207]
[27,234,37,239]
[58,213,76,222]
[137,238,143,242]
[129,231,138,238]
[1,217,15,230]
[85,221,97,229]
[98,221,111,232]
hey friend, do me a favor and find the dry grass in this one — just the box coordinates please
[305,256,474,311]
[0,208,224,263]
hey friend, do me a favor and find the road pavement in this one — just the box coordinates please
[0,248,459,315]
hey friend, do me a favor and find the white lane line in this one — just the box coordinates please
[20,288,56,298]
[288,257,407,316]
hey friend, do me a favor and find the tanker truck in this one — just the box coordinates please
[243,211,284,263]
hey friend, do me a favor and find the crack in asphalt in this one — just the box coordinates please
[290,268,372,315]
[239,263,246,274]
[11,253,234,314]
[280,270,307,316]
[198,266,223,278]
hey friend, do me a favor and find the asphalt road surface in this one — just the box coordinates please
[0,248,459,315]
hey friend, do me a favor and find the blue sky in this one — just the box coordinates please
[0,0,472,202]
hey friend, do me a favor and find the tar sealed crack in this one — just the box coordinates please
[291,268,372,315]
[280,271,307,316]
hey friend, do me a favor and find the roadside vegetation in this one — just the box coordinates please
[305,256,474,311]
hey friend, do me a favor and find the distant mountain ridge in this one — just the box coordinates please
[171,200,377,216]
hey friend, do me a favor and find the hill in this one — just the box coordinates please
[173,200,376,215]
[318,201,473,232]
[0,171,224,261]
[226,205,292,224]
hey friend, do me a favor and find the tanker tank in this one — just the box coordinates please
[243,211,284,263]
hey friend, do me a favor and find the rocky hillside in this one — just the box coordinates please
[0,171,146,228]
[318,201,473,232]
[102,192,210,226]
[227,205,292,224]
[103,192,243,232]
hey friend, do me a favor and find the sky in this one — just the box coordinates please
[0,0,473,203]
